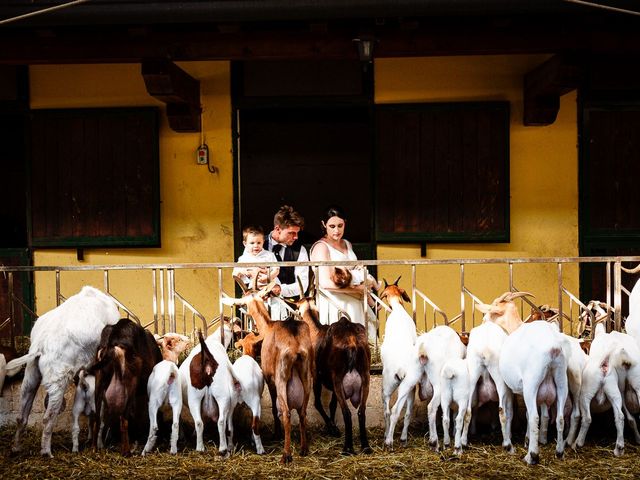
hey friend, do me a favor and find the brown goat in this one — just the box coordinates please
[234,331,264,359]
[224,277,314,464]
[90,318,162,456]
[294,279,372,454]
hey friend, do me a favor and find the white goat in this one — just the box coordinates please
[379,278,419,448]
[232,354,265,454]
[573,323,640,456]
[142,333,191,456]
[479,292,571,465]
[414,325,466,451]
[463,318,514,453]
[6,286,120,456]
[440,357,470,455]
[71,367,96,453]
[178,330,240,456]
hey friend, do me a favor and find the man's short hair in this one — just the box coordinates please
[274,205,304,229]
[242,225,264,242]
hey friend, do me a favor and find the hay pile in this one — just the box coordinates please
[1,426,639,480]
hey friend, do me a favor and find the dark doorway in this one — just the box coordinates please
[233,60,375,260]
[579,102,640,314]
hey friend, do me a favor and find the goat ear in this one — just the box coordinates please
[401,289,411,303]
[393,276,402,286]
[382,278,389,289]
[297,276,306,298]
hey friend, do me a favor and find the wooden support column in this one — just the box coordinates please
[142,60,201,132]
[523,54,583,126]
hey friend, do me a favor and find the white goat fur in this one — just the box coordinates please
[573,324,640,456]
[142,333,191,456]
[499,320,570,464]
[463,320,514,452]
[71,369,96,453]
[440,357,470,455]
[6,286,120,456]
[232,354,265,454]
[380,289,418,448]
[178,333,240,455]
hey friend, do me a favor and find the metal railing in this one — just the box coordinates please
[1,256,639,352]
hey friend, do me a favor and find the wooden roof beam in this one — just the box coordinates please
[523,54,583,126]
[142,60,200,132]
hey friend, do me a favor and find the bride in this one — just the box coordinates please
[309,206,379,341]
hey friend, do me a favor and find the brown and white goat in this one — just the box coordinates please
[223,277,314,464]
[90,318,163,456]
[294,279,372,454]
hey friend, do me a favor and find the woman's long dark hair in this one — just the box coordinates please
[321,205,347,233]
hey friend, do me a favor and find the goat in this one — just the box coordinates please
[414,325,467,451]
[479,291,571,464]
[379,277,420,449]
[232,350,266,454]
[622,266,640,344]
[235,331,264,359]
[142,333,191,455]
[90,318,163,456]
[6,286,120,457]
[71,367,96,453]
[440,357,471,455]
[463,315,515,453]
[222,276,313,464]
[573,323,640,456]
[178,329,240,456]
[295,278,371,454]
[0,345,18,396]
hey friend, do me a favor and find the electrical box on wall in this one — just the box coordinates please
[196,143,209,165]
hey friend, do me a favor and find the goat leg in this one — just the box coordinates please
[314,380,339,437]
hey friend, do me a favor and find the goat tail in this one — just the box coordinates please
[5,352,38,377]
[113,346,127,380]
[613,346,634,370]
[441,363,456,380]
[346,345,358,372]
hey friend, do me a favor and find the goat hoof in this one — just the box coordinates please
[503,443,514,454]
[361,446,373,455]
[328,425,341,437]
[614,445,624,457]
[428,440,439,452]
[341,447,355,456]
[383,442,393,452]
[400,438,408,447]
[281,453,293,464]
[300,447,309,457]
[555,450,564,459]
[524,452,539,465]
[40,451,53,458]
[453,447,463,456]
[219,449,230,459]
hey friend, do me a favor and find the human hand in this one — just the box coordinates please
[272,284,282,296]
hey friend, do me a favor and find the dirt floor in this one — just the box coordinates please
[1,421,640,480]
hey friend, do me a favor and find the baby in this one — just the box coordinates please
[233,225,280,288]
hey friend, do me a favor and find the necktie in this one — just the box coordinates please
[273,244,283,261]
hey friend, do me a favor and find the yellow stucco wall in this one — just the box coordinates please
[29,62,235,326]
[375,55,579,330]
[28,55,579,333]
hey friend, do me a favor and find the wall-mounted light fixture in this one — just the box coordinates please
[353,37,374,63]
[196,108,217,174]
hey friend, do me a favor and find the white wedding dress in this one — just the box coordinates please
[311,239,378,341]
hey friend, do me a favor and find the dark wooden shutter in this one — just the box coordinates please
[30,108,160,247]
[376,102,510,242]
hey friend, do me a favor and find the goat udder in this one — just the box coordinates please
[286,373,304,411]
[536,375,557,407]
[342,371,362,408]
[105,377,127,415]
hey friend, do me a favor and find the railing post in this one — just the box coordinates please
[168,268,176,333]
[8,271,15,350]
[412,264,417,324]
[55,269,61,306]
[152,269,158,334]
[103,269,110,294]
[363,264,370,348]
[159,268,166,334]
[606,261,612,327]
[557,263,563,333]
[218,267,223,344]
[614,260,622,332]
[460,264,465,333]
